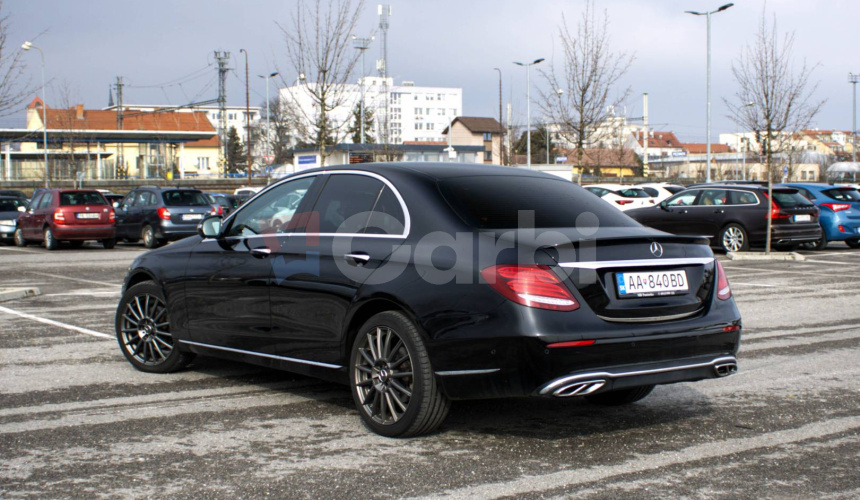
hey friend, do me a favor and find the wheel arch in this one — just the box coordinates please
[341,296,422,361]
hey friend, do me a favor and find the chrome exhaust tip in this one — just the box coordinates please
[714,362,738,377]
[553,379,606,397]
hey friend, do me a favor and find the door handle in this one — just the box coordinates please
[345,252,370,266]
[714,209,725,214]
[680,209,688,214]
[249,247,272,258]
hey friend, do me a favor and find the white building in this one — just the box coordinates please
[104,104,261,143]
[280,77,462,144]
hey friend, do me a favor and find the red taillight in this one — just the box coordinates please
[53,210,65,223]
[157,207,171,221]
[615,199,633,205]
[769,200,790,220]
[547,340,595,348]
[723,325,741,333]
[481,264,579,311]
[211,205,222,216]
[821,202,851,212]
[108,209,116,223]
[716,260,731,300]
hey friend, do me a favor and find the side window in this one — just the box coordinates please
[730,191,758,205]
[133,191,149,207]
[226,177,316,237]
[666,191,698,206]
[38,193,53,209]
[364,186,406,235]
[641,187,660,197]
[145,192,158,206]
[799,188,815,201]
[28,193,43,210]
[311,174,385,234]
[121,191,136,208]
[696,189,728,206]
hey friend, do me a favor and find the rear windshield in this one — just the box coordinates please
[0,198,23,211]
[771,190,814,208]
[161,190,209,206]
[59,192,106,206]
[617,188,650,198]
[822,188,860,202]
[439,176,639,229]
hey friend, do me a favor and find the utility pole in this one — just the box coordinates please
[378,4,391,148]
[353,36,372,144]
[642,93,649,177]
[850,73,859,162]
[214,51,230,177]
[240,49,251,179]
[493,68,503,164]
[116,76,124,178]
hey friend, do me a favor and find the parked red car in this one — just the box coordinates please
[15,189,116,250]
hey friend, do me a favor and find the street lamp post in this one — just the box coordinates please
[22,41,48,187]
[850,73,859,162]
[493,68,503,164]
[514,58,544,169]
[353,36,373,144]
[239,49,251,179]
[257,71,279,166]
[686,3,734,183]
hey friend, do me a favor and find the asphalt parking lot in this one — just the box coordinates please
[1,241,859,499]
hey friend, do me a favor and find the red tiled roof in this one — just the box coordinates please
[402,141,446,145]
[41,106,215,133]
[185,136,220,148]
[635,131,682,148]
[442,117,504,135]
[682,143,734,154]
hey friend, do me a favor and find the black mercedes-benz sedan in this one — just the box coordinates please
[115,163,741,437]
[626,184,821,253]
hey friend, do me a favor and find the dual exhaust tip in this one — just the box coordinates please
[714,362,738,377]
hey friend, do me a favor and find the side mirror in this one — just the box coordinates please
[17,206,26,212]
[659,201,668,210]
[198,215,223,238]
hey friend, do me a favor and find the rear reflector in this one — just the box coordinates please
[481,264,579,312]
[547,340,595,348]
[723,325,741,333]
[716,260,731,300]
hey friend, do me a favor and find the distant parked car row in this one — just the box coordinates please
[585,181,860,253]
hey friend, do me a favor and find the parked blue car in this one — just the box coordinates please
[779,183,860,249]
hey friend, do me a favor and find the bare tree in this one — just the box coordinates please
[725,11,824,252]
[0,2,32,118]
[539,1,633,176]
[278,0,364,166]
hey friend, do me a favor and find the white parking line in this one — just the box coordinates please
[719,265,860,279]
[25,271,122,287]
[0,305,112,339]
[803,259,860,266]
[0,246,41,254]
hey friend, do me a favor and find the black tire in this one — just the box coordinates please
[102,238,116,249]
[142,225,160,249]
[44,227,58,251]
[349,311,450,437]
[802,235,827,251]
[719,224,749,253]
[585,385,655,406]
[115,281,194,373]
[846,238,860,249]
[14,228,28,247]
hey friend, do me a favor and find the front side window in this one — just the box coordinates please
[226,177,316,237]
[38,193,54,209]
[666,191,698,206]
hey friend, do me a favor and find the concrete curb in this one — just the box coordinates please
[726,251,806,262]
[0,287,42,303]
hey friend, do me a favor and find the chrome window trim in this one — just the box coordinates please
[683,188,760,207]
[559,257,714,270]
[225,169,411,239]
[178,340,342,369]
[538,356,738,395]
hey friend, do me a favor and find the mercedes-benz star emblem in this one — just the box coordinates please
[650,242,664,258]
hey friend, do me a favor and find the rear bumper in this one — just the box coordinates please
[52,224,115,240]
[155,222,198,241]
[771,223,821,244]
[0,225,14,238]
[821,215,860,241]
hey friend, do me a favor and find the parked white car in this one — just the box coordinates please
[636,183,687,203]
[584,184,657,211]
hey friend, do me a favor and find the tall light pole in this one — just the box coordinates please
[493,68,503,164]
[850,73,859,162]
[239,49,251,179]
[22,41,48,187]
[257,71,279,166]
[686,3,734,183]
[353,36,373,144]
[514,58,544,169]
[740,102,755,180]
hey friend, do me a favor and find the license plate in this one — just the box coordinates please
[182,214,203,221]
[616,270,689,298]
[793,214,811,222]
[75,213,99,219]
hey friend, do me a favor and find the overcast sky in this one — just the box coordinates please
[6,0,858,143]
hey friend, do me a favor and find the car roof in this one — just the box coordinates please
[290,162,564,182]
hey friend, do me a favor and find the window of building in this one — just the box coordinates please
[197,157,209,170]
[426,108,431,115]
[427,123,434,130]
[482,132,493,141]
[415,123,423,130]
[415,108,422,115]
[484,151,492,161]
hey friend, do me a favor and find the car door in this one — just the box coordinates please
[268,172,407,365]
[184,176,320,353]
[31,191,53,240]
[648,190,701,234]
[18,193,42,239]
[114,191,136,240]
[686,189,729,238]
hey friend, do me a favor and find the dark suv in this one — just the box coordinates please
[115,187,215,248]
[626,184,822,252]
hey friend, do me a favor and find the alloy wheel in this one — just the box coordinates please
[353,326,414,426]
[723,227,744,252]
[119,293,173,365]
